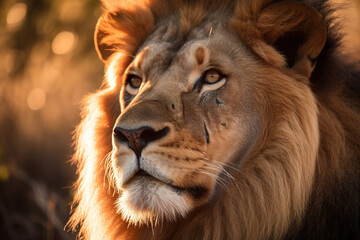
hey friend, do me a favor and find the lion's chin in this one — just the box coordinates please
[115,175,193,226]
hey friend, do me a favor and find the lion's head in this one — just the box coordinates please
[110,19,265,224]
[68,0,360,239]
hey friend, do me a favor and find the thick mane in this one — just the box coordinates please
[95,0,273,62]
[68,0,360,239]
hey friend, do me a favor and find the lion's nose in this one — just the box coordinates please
[113,126,169,157]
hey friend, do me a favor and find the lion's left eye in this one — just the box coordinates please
[125,75,142,95]
[203,69,224,84]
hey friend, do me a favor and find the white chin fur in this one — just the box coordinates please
[115,177,192,226]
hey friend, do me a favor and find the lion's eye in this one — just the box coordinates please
[194,69,227,95]
[204,69,223,84]
[128,75,142,88]
[125,75,142,95]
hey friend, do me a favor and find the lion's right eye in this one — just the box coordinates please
[194,69,227,95]
[204,69,222,84]
[125,75,142,95]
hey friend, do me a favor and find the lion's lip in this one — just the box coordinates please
[132,169,180,189]
[126,169,186,192]
[127,169,208,198]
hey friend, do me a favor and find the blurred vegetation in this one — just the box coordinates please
[0,0,103,239]
[0,0,358,240]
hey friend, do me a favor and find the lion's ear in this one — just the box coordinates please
[231,1,326,78]
[95,16,113,62]
[94,9,155,63]
[257,2,326,77]
[258,2,326,77]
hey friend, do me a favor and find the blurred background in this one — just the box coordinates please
[0,0,358,240]
[0,0,103,239]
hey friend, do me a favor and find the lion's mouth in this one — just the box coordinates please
[128,169,208,199]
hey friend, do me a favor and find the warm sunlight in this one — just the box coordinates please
[0,0,359,239]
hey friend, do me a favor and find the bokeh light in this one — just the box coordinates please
[6,3,27,30]
[27,88,46,111]
[52,31,78,55]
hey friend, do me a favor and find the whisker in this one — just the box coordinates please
[210,160,241,173]
[191,155,239,190]
[197,170,229,190]
[103,151,113,184]
[200,166,232,188]
[103,150,118,194]
[199,159,242,194]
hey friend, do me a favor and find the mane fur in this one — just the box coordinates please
[68,0,360,239]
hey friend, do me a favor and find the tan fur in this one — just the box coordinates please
[68,1,360,239]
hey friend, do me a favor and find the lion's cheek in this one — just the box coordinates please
[207,119,252,165]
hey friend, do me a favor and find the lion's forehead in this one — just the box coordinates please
[131,24,242,90]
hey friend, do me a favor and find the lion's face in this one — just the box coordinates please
[109,22,259,224]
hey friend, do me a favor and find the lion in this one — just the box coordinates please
[67,0,360,239]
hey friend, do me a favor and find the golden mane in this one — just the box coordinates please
[68,0,360,239]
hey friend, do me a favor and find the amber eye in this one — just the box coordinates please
[204,69,222,84]
[128,75,142,89]
[125,75,143,95]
